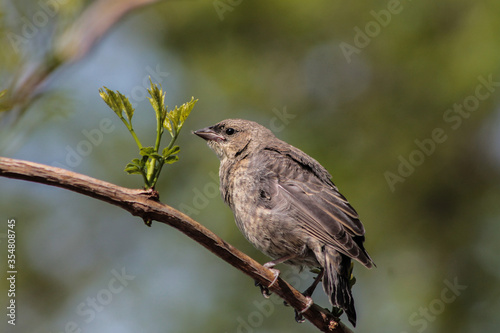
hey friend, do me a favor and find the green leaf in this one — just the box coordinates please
[149,152,163,159]
[99,87,135,124]
[124,158,145,174]
[309,268,323,274]
[160,108,167,126]
[172,107,182,124]
[99,87,121,117]
[163,117,173,136]
[140,146,155,156]
[179,97,198,124]
[124,163,142,175]
[331,307,344,317]
[164,155,179,164]
[165,109,179,134]
[119,92,135,122]
[147,80,166,119]
[162,145,180,157]
[348,262,356,289]
[164,97,198,135]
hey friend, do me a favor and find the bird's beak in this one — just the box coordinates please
[193,126,225,142]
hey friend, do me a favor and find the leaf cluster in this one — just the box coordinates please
[99,80,197,190]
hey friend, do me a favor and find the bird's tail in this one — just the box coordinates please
[321,247,357,327]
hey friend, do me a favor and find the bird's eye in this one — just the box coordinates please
[225,128,236,135]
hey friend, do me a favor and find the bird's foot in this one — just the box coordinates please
[255,266,280,298]
[294,310,305,323]
[294,296,313,323]
[284,270,322,307]
[254,280,272,298]
[284,288,314,307]
[263,265,280,288]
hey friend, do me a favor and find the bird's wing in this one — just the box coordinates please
[258,147,373,267]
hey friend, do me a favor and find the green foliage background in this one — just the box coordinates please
[1,1,500,332]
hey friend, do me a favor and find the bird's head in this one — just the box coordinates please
[194,119,274,162]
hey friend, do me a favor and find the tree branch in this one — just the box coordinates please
[3,0,162,126]
[0,157,353,333]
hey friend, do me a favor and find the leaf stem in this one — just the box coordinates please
[150,160,164,188]
[166,128,179,151]
[129,128,143,150]
[141,170,150,188]
[146,101,166,189]
[118,116,143,149]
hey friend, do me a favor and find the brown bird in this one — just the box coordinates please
[194,119,374,326]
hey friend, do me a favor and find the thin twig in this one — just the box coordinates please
[3,0,162,125]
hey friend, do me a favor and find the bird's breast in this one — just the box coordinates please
[219,158,315,264]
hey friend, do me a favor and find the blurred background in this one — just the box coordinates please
[1,0,500,332]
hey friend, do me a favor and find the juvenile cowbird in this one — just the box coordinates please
[194,119,374,326]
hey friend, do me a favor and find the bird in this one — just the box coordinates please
[194,119,374,326]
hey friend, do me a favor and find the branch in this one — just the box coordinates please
[0,157,353,333]
[56,0,162,62]
[3,0,162,125]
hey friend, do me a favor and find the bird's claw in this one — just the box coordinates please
[265,267,280,288]
[294,310,306,323]
[255,280,272,298]
[294,296,313,323]
[255,267,280,298]
[257,261,313,324]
